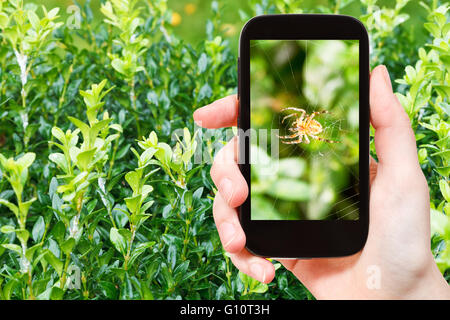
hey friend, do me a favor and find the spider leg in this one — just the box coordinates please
[304,135,310,144]
[281,113,297,123]
[306,110,330,125]
[277,132,301,139]
[280,107,306,114]
[280,134,304,144]
[280,107,306,123]
[311,135,340,143]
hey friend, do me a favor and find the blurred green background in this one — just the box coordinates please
[28,0,429,55]
[250,40,360,220]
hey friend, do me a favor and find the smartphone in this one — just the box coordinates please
[238,14,369,258]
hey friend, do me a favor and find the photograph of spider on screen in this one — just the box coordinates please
[250,39,360,221]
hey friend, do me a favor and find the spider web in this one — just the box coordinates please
[251,39,360,221]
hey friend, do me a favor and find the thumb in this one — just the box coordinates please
[369,65,419,170]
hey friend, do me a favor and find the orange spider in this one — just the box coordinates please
[278,107,340,144]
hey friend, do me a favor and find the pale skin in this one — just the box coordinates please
[193,65,450,299]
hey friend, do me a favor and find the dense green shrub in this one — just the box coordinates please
[0,0,448,300]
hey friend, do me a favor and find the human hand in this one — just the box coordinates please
[193,65,450,299]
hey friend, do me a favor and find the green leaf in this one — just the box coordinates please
[50,221,66,244]
[25,243,42,261]
[49,153,69,173]
[0,13,9,29]
[125,194,141,214]
[125,171,140,193]
[111,58,126,75]
[0,225,16,233]
[1,244,22,255]
[139,147,157,167]
[68,117,90,143]
[89,118,112,143]
[32,216,45,242]
[28,10,40,30]
[47,7,60,19]
[2,279,18,300]
[16,152,35,170]
[77,148,96,171]
[109,227,126,255]
[439,180,450,202]
[198,53,207,73]
[50,287,65,300]
[0,199,19,217]
[99,281,118,299]
[51,127,66,144]
[128,241,155,268]
[250,282,269,294]
[15,229,29,244]
[60,238,76,255]
[44,250,63,276]
[19,198,36,217]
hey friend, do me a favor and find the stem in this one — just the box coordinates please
[181,207,193,260]
[124,226,136,271]
[108,208,117,229]
[17,195,34,299]
[27,269,35,300]
[129,78,141,139]
[107,139,119,180]
[60,252,71,290]
[224,252,232,289]
[49,63,74,149]
[334,0,341,14]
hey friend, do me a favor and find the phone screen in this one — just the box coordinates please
[250,39,360,221]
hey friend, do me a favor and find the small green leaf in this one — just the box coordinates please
[125,171,140,193]
[16,229,29,244]
[61,238,76,255]
[68,117,90,143]
[44,250,63,276]
[439,180,450,202]
[28,10,40,30]
[111,58,126,75]
[32,216,45,242]
[128,241,155,269]
[124,194,141,214]
[0,199,19,217]
[1,244,22,254]
[49,153,69,172]
[50,221,66,245]
[26,243,42,261]
[16,152,36,170]
[50,287,65,300]
[0,225,16,233]
[77,148,96,171]
[198,53,207,73]
[109,227,126,255]
[51,127,66,144]
[139,147,157,167]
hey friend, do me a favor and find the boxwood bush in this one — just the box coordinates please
[0,0,448,300]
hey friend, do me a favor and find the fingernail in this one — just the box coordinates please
[219,222,236,248]
[381,65,391,88]
[219,178,234,204]
[250,263,266,283]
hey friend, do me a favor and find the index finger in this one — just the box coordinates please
[193,95,238,128]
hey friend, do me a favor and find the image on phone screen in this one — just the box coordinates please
[250,39,360,221]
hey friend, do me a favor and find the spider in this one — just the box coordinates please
[277,107,340,144]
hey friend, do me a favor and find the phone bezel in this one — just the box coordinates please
[238,14,370,258]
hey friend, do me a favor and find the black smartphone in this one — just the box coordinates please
[238,14,369,258]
